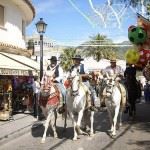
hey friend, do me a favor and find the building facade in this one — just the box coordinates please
[26,34,67,70]
[0,0,39,120]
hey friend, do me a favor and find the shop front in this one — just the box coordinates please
[0,53,39,120]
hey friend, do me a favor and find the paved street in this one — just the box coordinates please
[0,99,150,150]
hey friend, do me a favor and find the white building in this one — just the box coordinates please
[26,34,67,70]
[0,0,39,75]
[0,0,39,120]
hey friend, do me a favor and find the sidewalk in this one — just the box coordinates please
[0,113,39,145]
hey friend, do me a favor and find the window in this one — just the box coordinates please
[0,5,4,27]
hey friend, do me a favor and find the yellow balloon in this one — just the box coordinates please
[125,49,140,64]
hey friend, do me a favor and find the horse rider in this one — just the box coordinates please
[69,55,98,111]
[102,57,127,109]
[124,63,142,110]
[46,56,66,114]
[124,63,136,80]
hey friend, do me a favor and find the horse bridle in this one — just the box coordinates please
[69,75,81,96]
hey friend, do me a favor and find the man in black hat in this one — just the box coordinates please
[47,56,66,113]
[70,55,98,111]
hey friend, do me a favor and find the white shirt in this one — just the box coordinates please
[46,65,64,83]
[32,80,40,94]
[104,65,124,77]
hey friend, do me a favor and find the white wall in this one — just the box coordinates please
[0,0,26,48]
[84,57,126,71]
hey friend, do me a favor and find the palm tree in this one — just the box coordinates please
[60,47,76,72]
[115,0,150,6]
[27,39,34,55]
[80,33,117,61]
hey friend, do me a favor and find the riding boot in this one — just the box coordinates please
[88,96,98,112]
[89,104,98,111]
[58,103,65,114]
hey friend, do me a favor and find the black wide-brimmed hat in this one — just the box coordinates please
[48,56,58,61]
[72,55,84,61]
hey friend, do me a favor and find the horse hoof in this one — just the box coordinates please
[111,135,116,139]
[90,133,94,137]
[111,134,116,139]
[41,139,45,144]
[73,137,78,141]
[54,135,58,138]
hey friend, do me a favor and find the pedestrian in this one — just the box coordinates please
[32,76,40,119]
[144,81,150,103]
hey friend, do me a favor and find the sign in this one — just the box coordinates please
[0,68,37,76]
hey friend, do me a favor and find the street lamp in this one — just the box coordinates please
[35,18,47,81]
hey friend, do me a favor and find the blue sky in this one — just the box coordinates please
[27,0,140,46]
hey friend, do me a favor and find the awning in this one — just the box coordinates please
[0,52,39,76]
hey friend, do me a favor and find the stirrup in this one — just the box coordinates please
[58,106,65,114]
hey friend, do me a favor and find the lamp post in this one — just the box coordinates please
[35,18,47,120]
[35,18,47,81]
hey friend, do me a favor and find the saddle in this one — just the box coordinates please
[40,74,60,108]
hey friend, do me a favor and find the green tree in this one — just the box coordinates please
[115,0,150,6]
[80,33,117,61]
[60,47,76,72]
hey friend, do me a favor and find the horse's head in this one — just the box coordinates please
[105,77,116,97]
[40,74,53,97]
[69,70,81,96]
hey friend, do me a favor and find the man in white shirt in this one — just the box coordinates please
[47,56,66,114]
[104,58,124,78]
[32,76,40,119]
[102,58,126,108]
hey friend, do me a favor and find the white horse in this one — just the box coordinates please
[66,69,94,140]
[40,73,67,144]
[103,75,126,137]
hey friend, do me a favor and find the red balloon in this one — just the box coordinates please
[138,49,150,65]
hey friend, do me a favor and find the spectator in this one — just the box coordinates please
[32,76,40,118]
[144,81,150,102]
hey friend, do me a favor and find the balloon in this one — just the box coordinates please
[128,25,136,32]
[125,49,140,64]
[128,26,147,44]
[138,49,150,65]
